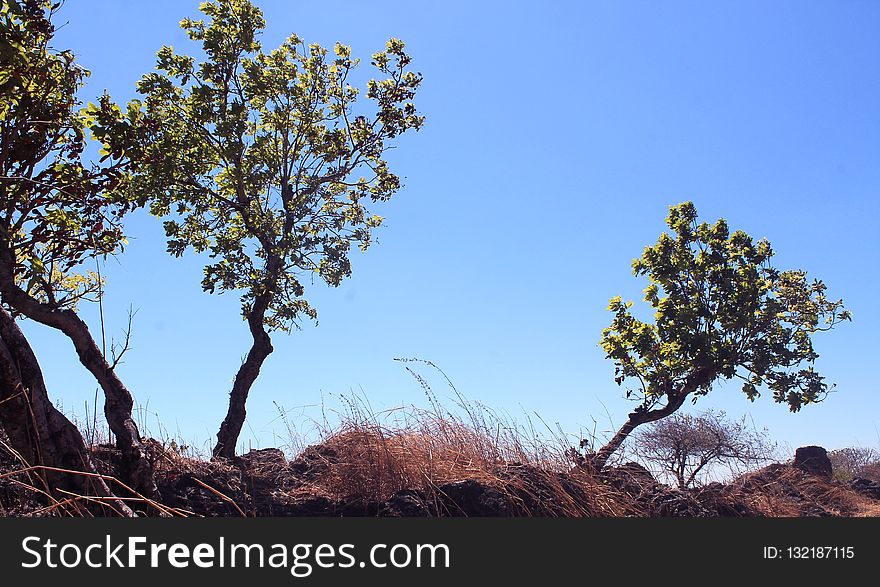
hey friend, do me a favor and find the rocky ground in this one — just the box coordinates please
[2,430,878,517]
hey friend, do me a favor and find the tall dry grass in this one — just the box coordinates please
[275,361,634,516]
[715,463,880,517]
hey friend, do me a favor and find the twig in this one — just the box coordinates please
[189,477,247,517]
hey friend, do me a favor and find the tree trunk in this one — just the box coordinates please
[0,308,134,516]
[213,312,273,459]
[0,249,157,498]
[591,416,644,471]
[590,368,713,471]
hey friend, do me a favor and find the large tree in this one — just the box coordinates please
[590,202,850,469]
[117,0,424,457]
[0,0,155,497]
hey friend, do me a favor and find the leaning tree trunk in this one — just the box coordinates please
[0,250,157,498]
[0,307,134,516]
[590,368,713,471]
[213,306,273,459]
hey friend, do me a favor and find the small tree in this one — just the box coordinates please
[590,202,850,469]
[631,410,776,488]
[0,0,155,497]
[116,0,424,457]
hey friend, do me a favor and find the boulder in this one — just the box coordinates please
[289,444,338,480]
[850,477,880,500]
[793,446,833,477]
[235,447,286,469]
[437,479,514,516]
[380,490,431,517]
[603,462,714,517]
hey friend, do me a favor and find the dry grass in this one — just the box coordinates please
[2,368,878,517]
[858,502,880,517]
[320,415,534,499]
[717,463,880,517]
[0,435,189,517]
[268,384,635,517]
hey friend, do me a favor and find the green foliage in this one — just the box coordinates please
[112,0,424,330]
[601,202,850,413]
[0,0,133,311]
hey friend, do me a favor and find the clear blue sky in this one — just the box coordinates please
[27,0,880,456]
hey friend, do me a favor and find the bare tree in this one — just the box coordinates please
[827,447,880,481]
[630,410,777,488]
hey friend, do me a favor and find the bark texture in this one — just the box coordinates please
[0,307,134,516]
[0,247,157,498]
[591,368,713,470]
[213,308,273,459]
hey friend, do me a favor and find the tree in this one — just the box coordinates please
[827,447,880,481]
[0,0,155,497]
[589,202,850,470]
[115,0,424,457]
[630,409,776,488]
[0,307,133,514]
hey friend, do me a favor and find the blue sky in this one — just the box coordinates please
[28,0,880,456]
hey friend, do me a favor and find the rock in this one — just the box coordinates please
[850,478,880,500]
[608,461,657,482]
[289,444,338,480]
[162,472,248,516]
[693,482,752,517]
[601,462,658,496]
[233,447,301,504]
[380,490,431,517]
[337,498,380,517]
[286,495,338,516]
[437,479,513,516]
[497,463,580,516]
[602,462,714,517]
[650,487,715,517]
[235,448,286,469]
[793,446,833,477]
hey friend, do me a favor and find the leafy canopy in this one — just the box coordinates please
[601,202,850,413]
[116,0,424,330]
[0,0,134,311]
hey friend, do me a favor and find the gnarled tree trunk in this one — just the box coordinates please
[213,305,273,459]
[0,307,134,516]
[590,368,713,470]
[0,248,158,498]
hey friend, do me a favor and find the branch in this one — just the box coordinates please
[109,307,137,371]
